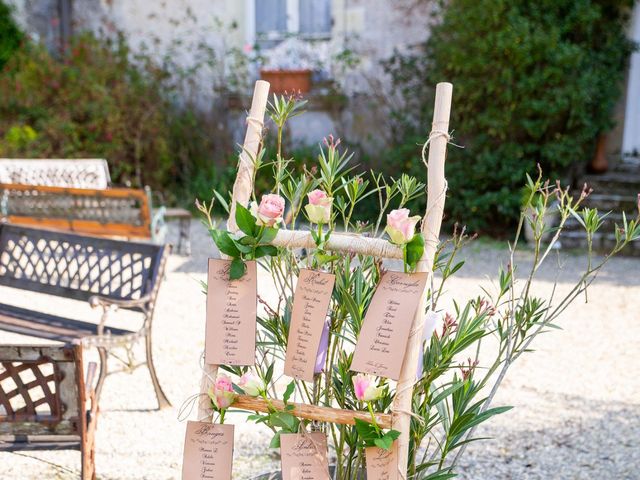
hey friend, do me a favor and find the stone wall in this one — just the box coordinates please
[5,0,434,154]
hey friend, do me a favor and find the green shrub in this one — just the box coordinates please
[385,0,635,232]
[0,0,22,69]
[0,32,223,206]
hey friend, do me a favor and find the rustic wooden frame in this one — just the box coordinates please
[198,80,452,479]
[0,344,98,480]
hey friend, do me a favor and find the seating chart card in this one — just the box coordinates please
[182,421,234,480]
[366,443,399,480]
[284,269,335,382]
[205,259,257,366]
[280,432,331,480]
[351,271,428,380]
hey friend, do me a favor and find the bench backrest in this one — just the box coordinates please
[0,224,169,310]
[0,344,85,438]
[0,158,111,189]
[0,183,152,239]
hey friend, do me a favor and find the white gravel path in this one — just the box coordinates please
[0,221,638,479]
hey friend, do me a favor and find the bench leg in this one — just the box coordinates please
[145,333,171,409]
[178,217,191,256]
[95,347,108,403]
[81,428,97,480]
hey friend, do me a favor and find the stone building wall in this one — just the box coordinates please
[6,0,434,154]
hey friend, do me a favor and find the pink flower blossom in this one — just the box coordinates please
[250,194,285,227]
[238,372,263,397]
[210,374,237,410]
[305,189,333,224]
[385,208,421,245]
[352,374,384,402]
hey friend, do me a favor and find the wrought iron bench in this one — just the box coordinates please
[0,344,98,479]
[0,224,171,409]
[0,158,191,254]
[0,158,111,189]
[0,183,160,241]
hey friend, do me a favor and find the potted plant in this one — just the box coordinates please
[259,38,323,93]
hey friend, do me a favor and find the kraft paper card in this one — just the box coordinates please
[280,432,331,480]
[366,443,398,480]
[205,259,257,366]
[351,271,428,380]
[182,421,234,480]
[284,269,335,382]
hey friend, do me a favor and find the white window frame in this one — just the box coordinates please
[246,0,331,49]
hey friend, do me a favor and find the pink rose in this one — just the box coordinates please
[238,372,263,397]
[305,189,333,224]
[352,374,384,402]
[210,374,237,410]
[250,194,285,227]
[385,208,421,245]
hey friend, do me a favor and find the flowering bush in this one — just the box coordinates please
[0,31,220,205]
[199,94,640,478]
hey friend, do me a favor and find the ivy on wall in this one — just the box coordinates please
[385,0,636,231]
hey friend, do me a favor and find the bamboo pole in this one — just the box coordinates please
[198,80,271,420]
[270,229,404,258]
[233,395,392,429]
[392,82,452,479]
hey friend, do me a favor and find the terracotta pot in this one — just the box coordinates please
[590,134,608,174]
[260,69,312,94]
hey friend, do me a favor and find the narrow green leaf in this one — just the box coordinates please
[283,381,295,405]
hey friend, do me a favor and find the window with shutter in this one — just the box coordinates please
[254,0,332,49]
[299,0,332,38]
[255,0,288,48]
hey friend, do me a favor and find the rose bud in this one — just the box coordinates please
[385,208,421,245]
[210,374,237,410]
[305,189,333,224]
[250,194,285,227]
[238,372,264,397]
[352,374,384,402]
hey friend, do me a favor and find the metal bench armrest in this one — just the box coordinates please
[88,294,151,310]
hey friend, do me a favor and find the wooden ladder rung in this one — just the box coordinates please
[232,395,392,429]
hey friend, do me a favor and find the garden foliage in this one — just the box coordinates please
[0,31,220,204]
[385,0,636,231]
[0,1,22,69]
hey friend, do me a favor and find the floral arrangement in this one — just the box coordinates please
[197,92,640,479]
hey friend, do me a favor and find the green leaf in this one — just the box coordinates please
[269,431,281,448]
[260,226,278,244]
[354,418,378,444]
[270,411,299,432]
[254,245,278,258]
[283,381,295,405]
[229,258,247,280]
[405,234,425,269]
[238,235,258,246]
[236,203,257,236]
[210,230,240,258]
[232,238,254,254]
[374,436,392,451]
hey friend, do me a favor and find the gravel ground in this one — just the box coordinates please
[1,221,639,479]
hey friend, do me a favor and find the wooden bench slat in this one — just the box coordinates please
[0,183,152,239]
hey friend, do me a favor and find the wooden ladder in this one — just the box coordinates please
[198,80,452,480]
